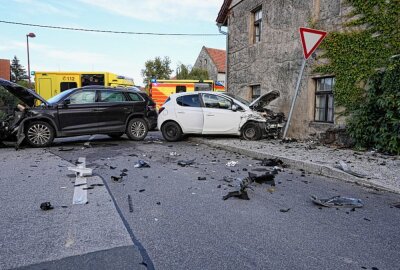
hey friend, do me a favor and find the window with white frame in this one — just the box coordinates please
[315,77,334,122]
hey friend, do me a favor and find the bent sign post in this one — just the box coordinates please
[283,27,327,138]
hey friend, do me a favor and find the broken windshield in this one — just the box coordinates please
[222,93,251,106]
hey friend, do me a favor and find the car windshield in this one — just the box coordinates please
[222,93,251,106]
[46,89,75,104]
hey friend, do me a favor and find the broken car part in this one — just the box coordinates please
[334,160,367,178]
[310,195,364,208]
[134,160,150,168]
[177,159,196,167]
[40,202,54,211]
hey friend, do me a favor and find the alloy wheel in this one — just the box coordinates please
[130,120,146,138]
[27,124,51,145]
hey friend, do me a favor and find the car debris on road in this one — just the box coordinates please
[177,159,196,167]
[134,160,150,168]
[334,160,367,178]
[40,202,54,211]
[310,195,364,208]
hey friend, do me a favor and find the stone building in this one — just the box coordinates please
[0,59,11,80]
[193,46,226,85]
[216,0,349,138]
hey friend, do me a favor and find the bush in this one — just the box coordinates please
[347,58,400,154]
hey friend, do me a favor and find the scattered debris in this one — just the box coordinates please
[58,147,75,151]
[128,195,133,212]
[90,184,104,187]
[111,176,122,182]
[267,187,276,193]
[279,208,291,213]
[139,189,146,193]
[281,137,297,143]
[390,202,400,209]
[223,190,250,200]
[134,160,150,168]
[83,142,92,148]
[226,161,238,167]
[83,186,94,190]
[169,152,180,156]
[364,218,371,221]
[177,159,195,167]
[221,176,234,183]
[248,171,276,186]
[260,158,283,167]
[40,202,54,211]
[156,202,161,205]
[198,177,207,181]
[110,166,116,170]
[310,195,364,208]
[334,160,367,178]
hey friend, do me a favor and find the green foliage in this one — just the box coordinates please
[347,58,400,154]
[315,0,399,153]
[176,63,209,80]
[10,56,26,82]
[315,0,399,109]
[141,56,173,84]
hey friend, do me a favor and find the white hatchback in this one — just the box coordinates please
[157,91,281,141]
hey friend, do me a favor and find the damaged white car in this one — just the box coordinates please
[157,91,285,141]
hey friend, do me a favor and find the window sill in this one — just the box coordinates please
[309,121,334,129]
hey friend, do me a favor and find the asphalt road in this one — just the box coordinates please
[1,132,400,270]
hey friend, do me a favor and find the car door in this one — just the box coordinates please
[57,90,99,135]
[97,90,142,132]
[175,94,203,133]
[201,93,242,134]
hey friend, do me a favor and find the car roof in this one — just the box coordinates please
[171,91,227,98]
[80,85,133,92]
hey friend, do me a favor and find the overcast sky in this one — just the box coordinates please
[0,0,225,85]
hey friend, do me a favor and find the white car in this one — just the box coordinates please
[157,91,282,141]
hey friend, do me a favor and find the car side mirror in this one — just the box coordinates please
[63,99,71,106]
[232,104,238,112]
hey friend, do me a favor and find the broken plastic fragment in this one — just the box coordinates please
[223,190,250,200]
[40,202,54,211]
[111,176,122,182]
[248,171,276,186]
[226,161,238,167]
[198,177,207,181]
[334,160,367,178]
[177,159,195,167]
[261,158,283,167]
[134,160,150,168]
[310,195,364,208]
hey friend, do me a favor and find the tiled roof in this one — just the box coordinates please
[205,47,226,73]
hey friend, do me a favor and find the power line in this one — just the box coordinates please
[0,20,223,36]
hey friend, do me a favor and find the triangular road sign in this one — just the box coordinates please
[299,27,327,59]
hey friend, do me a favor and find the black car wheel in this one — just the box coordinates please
[161,121,183,142]
[108,133,124,139]
[242,122,262,141]
[126,118,148,141]
[25,121,55,147]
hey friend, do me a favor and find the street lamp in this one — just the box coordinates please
[26,32,36,88]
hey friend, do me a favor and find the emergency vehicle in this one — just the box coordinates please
[148,79,225,108]
[34,71,134,100]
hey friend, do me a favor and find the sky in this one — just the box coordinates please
[0,0,226,86]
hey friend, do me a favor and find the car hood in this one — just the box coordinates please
[249,90,280,109]
[0,78,48,107]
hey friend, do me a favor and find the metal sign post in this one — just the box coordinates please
[283,27,327,138]
[283,59,306,138]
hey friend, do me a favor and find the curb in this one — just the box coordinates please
[189,137,400,194]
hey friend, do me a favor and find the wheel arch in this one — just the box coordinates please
[23,117,58,136]
[160,120,183,132]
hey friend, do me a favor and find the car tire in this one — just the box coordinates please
[161,121,183,142]
[242,122,262,141]
[25,121,55,147]
[126,118,148,141]
[108,133,124,139]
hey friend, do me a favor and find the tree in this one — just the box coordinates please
[10,56,26,83]
[175,64,209,80]
[141,56,172,84]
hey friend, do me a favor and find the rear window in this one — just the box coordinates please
[128,92,143,101]
[176,94,201,107]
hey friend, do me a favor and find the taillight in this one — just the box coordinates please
[158,107,165,114]
[148,105,156,111]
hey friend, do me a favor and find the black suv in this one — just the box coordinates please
[0,79,152,147]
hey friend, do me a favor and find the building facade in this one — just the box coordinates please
[193,46,226,85]
[0,59,11,80]
[217,0,350,138]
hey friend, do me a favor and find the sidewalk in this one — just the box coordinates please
[190,137,400,194]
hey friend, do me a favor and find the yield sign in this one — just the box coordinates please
[299,27,327,59]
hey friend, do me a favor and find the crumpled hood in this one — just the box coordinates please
[0,78,48,107]
[249,90,280,109]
